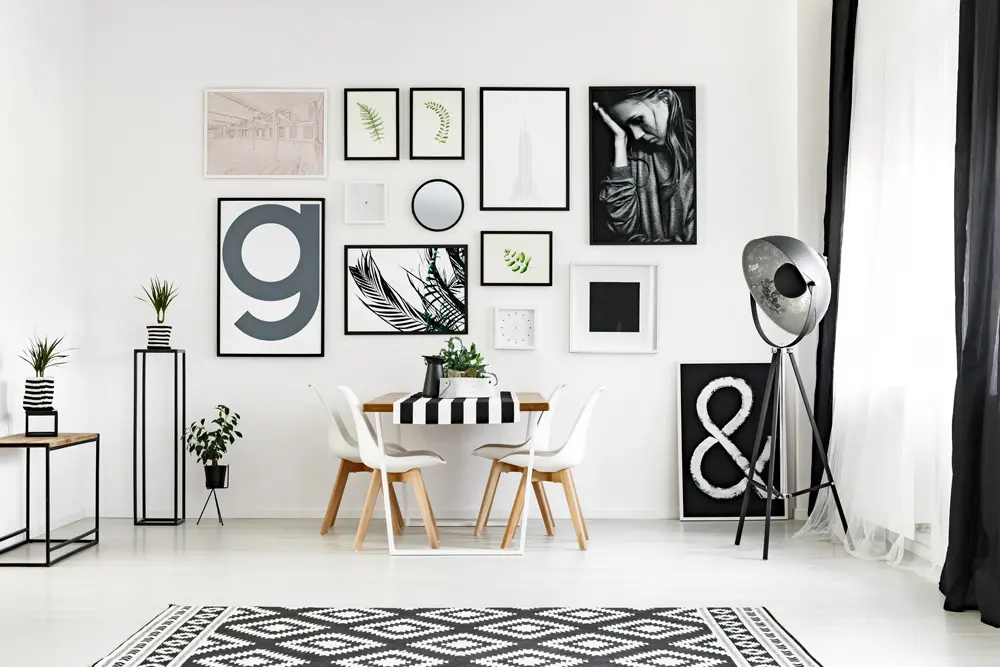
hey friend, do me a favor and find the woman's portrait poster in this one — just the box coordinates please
[590,87,697,245]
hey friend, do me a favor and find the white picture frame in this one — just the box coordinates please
[344,182,388,225]
[569,263,658,354]
[494,306,537,350]
[204,89,327,178]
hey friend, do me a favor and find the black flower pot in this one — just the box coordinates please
[204,464,229,489]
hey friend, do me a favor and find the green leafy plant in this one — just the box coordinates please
[438,336,496,379]
[503,248,532,274]
[423,101,451,144]
[357,102,385,143]
[18,334,69,377]
[137,277,178,324]
[185,405,242,466]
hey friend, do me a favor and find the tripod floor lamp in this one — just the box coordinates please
[736,235,851,560]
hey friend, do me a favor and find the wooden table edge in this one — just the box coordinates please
[0,433,100,449]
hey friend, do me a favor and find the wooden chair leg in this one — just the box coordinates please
[474,460,503,536]
[424,485,441,541]
[320,460,351,535]
[388,483,404,536]
[533,481,556,536]
[408,470,439,549]
[569,477,589,540]
[501,470,529,549]
[353,470,382,551]
[559,470,587,551]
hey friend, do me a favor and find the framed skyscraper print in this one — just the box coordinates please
[479,87,570,211]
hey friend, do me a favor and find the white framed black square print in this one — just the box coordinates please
[569,263,658,354]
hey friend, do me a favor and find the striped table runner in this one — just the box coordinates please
[392,392,521,425]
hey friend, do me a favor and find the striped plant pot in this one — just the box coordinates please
[146,324,172,349]
[24,377,55,410]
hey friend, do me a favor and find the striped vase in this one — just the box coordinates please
[146,324,172,349]
[24,377,55,410]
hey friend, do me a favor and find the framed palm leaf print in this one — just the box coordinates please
[345,245,468,335]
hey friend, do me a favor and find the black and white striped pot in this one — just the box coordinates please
[146,324,172,349]
[24,377,55,410]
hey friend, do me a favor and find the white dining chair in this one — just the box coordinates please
[338,386,447,550]
[498,386,607,550]
[310,385,408,536]
[471,383,568,537]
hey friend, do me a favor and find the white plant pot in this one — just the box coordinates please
[24,376,55,410]
[439,377,497,399]
[147,323,172,349]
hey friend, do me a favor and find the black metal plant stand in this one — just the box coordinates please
[133,349,186,526]
[197,468,229,526]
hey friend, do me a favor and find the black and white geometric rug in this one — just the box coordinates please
[94,606,823,667]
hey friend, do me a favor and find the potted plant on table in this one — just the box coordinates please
[437,337,498,398]
[186,405,242,490]
[19,334,69,410]
[137,277,178,349]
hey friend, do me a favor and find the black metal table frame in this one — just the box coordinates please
[133,349,186,526]
[0,435,100,567]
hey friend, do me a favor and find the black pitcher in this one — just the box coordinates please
[422,355,445,398]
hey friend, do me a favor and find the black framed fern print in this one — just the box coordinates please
[344,89,399,160]
[410,88,464,159]
[345,245,468,335]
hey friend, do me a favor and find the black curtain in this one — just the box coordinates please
[810,0,859,511]
[940,0,1000,629]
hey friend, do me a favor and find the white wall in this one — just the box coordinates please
[6,0,833,524]
[0,0,89,534]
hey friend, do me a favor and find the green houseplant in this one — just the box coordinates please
[19,334,69,410]
[186,405,242,489]
[437,337,497,398]
[137,277,178,349]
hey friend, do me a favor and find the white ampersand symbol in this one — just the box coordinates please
[690,376,770,500]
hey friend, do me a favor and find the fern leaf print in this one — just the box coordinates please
[357,102,385,144]
[423,101,451,144]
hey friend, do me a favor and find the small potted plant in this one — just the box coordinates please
[437,337,498,398]
[137,277,178,349]
[19,334,69,410]
[185,405,242,490]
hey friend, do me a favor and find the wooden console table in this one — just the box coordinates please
[0,432,99,567]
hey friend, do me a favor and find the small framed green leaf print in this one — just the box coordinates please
[480,231,553,287]
[344,88,399,160]
[410,88,465,160]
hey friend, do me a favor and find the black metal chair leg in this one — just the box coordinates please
[736,351,779,545]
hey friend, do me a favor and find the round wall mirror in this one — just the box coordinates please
[412,179,464,232]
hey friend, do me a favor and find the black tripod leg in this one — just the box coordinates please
[197,491,212,526]
[213,490,224,526]
[787,352,852,548]
[736,351,779,545]
[761,353,782,561]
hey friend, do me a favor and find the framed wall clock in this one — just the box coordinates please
[494,306,537,350]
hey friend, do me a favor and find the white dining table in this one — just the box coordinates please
[362,392,549,557]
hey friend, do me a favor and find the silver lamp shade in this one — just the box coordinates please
[742,236,831,337]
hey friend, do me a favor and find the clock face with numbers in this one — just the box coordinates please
[495,307,536,349]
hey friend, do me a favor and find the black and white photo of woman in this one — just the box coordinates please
[590,87,696,244]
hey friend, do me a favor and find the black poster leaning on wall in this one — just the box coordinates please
[678,363,786,520]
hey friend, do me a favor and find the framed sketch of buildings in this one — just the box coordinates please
[205,89,326,178]
[480,87,569,211]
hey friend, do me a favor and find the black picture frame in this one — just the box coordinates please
[409,87,465,160]
[480,231,554,287]
[479,87,570,212]
[589,86,697,245]
[217,198,326,358]
[412,179,465,232]
[344,88,400,161]
[344,244,469,336]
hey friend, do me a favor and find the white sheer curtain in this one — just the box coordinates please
[799,0,959,569]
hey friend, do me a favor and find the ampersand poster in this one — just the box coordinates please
[678,362,787,520]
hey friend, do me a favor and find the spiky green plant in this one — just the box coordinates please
[19,334,69,377]
[503,248,532,274]
[423,101,451,144]
[137,277,178,323]
[357,102,385,143]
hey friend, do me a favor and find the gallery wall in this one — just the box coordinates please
[0,0,832,525]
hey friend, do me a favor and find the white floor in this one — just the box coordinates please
[0,518,997,666]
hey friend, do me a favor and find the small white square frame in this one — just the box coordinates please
[569,263,659,354]
[344,181,388,225]
[494,306,537,350]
